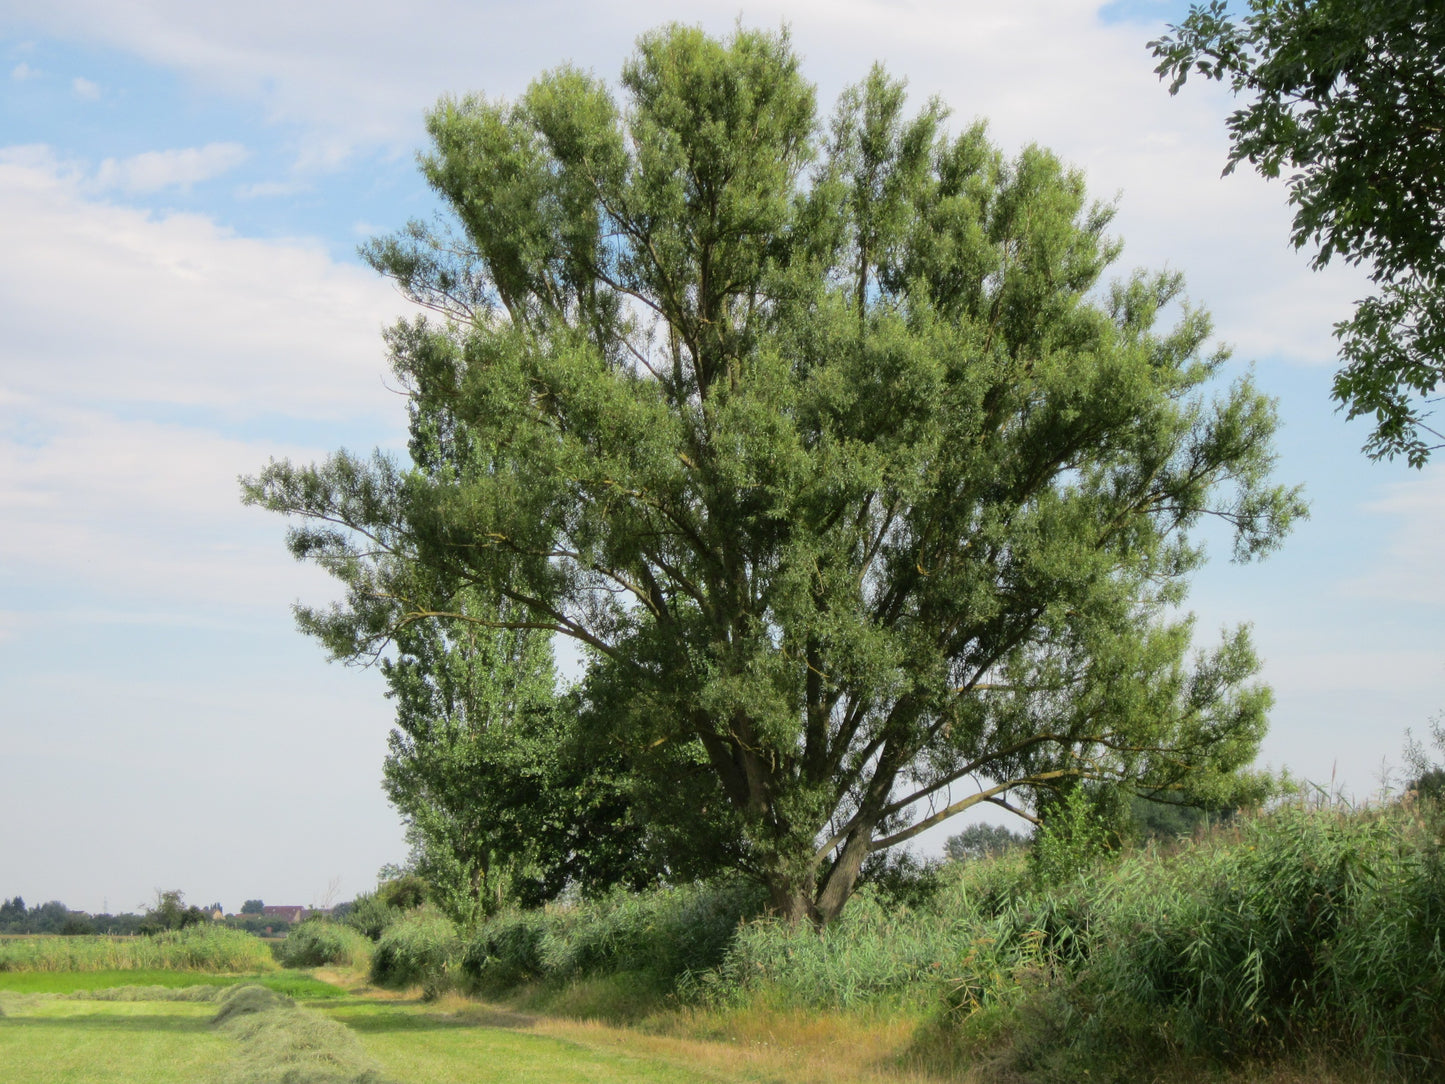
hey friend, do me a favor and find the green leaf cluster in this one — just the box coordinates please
[1152,0,1445,464]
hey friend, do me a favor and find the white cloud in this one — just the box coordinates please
[1342,465,1445,606]
[0,147,413,421]
[0,395,353,612]
[0,146,421,620]
[235,178,310,199]
[71,74,100,98]
[10,61,39,80]
[94,141,249,193]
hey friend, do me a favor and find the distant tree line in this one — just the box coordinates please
[0,889,252,936]
[0,896,145,936]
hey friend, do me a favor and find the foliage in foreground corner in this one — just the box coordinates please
[1152,0,1445,465]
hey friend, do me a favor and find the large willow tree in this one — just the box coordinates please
[246,25,1303,923]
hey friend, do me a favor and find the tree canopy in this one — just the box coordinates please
[1151,0,1445,466]
[245,24,1302,923]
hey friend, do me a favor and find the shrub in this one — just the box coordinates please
[1028,787,1117,888]
[377,874,429,911]
[945,823,1030,863]
[461,908,552,992]
[341,892,401,941]
[369,910,461,998]
[277,920,372,969]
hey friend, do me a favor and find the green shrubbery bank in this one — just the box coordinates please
[283,798,1445,1081]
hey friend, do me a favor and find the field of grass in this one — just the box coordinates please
[0,981,776,1084]
[0,996,233,1084]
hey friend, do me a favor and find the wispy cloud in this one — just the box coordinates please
[10,61,39,81]
[1342,465,1445,606]
[94,142,249,193]
[0,148,412,420]
[0,148,415,613]
[234,178,310,199]
[71,74,100,99]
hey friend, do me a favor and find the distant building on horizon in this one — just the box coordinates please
[260,905,308,924]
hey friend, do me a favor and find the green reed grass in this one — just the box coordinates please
[439,799,1443,1078]
[1069,801,1445,1075]
[278,919,373,970]
[370,910,462,999]
[461,880,763,996]
[0,926,277,973]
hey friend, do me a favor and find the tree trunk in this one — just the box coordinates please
[814,830,872,925]
[764,861,820,925]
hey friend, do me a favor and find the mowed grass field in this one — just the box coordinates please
[0,991,741,1084]
[0,951,748,1084]
[0,996,232,1084]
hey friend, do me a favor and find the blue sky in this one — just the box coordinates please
[2,0,1440,915]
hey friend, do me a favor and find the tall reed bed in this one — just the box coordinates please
[370,910,462,998]
[450,798,1443,1077]
[1064,801,1445,1074]
[462,880,764,995]
[276,919,372,971]
[700,854,1031,1008]
[0,926,277,973]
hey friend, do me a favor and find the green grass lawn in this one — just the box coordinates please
[0,997,232,1084]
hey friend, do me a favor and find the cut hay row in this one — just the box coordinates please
[209,984,395,1084]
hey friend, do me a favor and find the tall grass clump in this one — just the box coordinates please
[0,925,277,973]
[915,800,1445,1080]
[703,854,1037,1009]
[369,910,461,999]
[1066,801,1445,1075]
[278,919,372,970]
[462,880,764,996]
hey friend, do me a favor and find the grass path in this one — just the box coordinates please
[324,999,741,1083]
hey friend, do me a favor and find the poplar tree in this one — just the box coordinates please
[246,25,1303,923]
